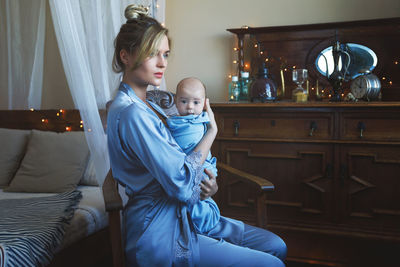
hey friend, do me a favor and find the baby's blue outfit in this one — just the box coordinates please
[167,112,220,234]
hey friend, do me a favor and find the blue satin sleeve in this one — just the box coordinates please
[118,104,203,204]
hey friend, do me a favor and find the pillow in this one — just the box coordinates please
[5,130,89,193]
[0,128,31,188]
[80,155,99,186]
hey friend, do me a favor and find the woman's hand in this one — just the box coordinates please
[200,168,218,200]
[205,98,218,135]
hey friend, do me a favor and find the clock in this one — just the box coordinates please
[350,71,381,101]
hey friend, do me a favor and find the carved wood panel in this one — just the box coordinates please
[340,144,400,236]
[219,141,334,226]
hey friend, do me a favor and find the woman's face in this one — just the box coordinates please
[124,35,170,89]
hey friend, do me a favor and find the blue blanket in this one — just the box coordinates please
[0,190,82,267]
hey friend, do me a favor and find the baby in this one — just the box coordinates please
[167,77,220,234]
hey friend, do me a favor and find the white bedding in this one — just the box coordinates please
[0,185,107,250]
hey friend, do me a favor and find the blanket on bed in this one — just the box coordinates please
[0,190,82,267]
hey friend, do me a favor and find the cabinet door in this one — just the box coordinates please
[218,140,335,227]
[339,144,400,237]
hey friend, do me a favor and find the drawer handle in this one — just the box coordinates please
[309,121,317,136]
[233,120,240,136]
[357,121,366,138]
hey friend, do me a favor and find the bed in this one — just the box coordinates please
[0,109,111,267]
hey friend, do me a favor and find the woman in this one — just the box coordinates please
[107,5,287,267]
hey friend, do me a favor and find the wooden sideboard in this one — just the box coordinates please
[211,102,400,267]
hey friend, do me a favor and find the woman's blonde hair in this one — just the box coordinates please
[112,5,169,73]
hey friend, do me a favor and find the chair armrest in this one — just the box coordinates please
[102,170,123,212]
[217,162,274,192]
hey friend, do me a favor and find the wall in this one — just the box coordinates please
[39,0,400,107]
[164,0,400,102]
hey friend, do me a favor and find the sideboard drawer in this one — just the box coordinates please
[217,113,333,140]
[341,113,400,141]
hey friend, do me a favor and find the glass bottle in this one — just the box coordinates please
[228,76,240,102]
[250,64,277,102]
[239,71,250,101]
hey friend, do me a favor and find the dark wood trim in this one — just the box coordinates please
[227,17,400,35]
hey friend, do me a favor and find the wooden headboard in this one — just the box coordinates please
[227,17,400,101]
[0,110,107,132]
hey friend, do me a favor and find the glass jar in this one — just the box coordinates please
[250,65,277,102]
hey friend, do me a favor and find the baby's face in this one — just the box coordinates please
[175,81,205,116]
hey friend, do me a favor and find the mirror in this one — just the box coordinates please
[315,43,377,80]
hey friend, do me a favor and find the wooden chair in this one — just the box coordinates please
[102,90,275,267]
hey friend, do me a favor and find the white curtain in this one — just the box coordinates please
[0,0,45,109]
[49,0,166,184]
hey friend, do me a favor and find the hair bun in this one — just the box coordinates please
[125,4,150,21]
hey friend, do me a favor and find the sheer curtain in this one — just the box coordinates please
[49,0,166,184]
[0,0,45,109]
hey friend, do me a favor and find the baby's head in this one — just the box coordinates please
[175,77,206,116]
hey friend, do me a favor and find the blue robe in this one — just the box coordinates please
[107,83,244,267]
[167,113,220,234]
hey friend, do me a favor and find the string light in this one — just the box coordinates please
[389,81,393,85]
[395,61,398,65]
[30,108,34,111]
[59,109,64,113]
[292,66,296,69]
[233,47,238,51]
[382,77,386,80]
[228,74,232,78]
[233,60,238,64]
[56,112,60,116]
[254,44,258,48]
[65,126,71,131]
